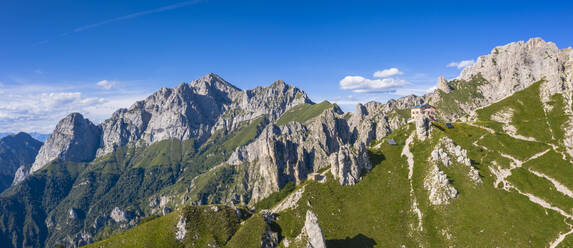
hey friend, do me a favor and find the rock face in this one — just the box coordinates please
[32,74,313,175]
[97,74,312,157]
[175,216,186,242]
[0,133,42,191]
[110,207,128,223]
[228,108,370,203]
[297,210,326,248]
[424,165,458,205]
[349,94,428,145]
[415,114,431,141]
[432,137,481,184]
[437,76,451,93]
[453,38,573,154]
[31,113,101,173]
[460,38,571,105]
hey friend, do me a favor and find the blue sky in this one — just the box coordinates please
[1,0,573,133]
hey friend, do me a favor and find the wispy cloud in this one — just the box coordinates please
[36,0,205,45]
[96,80,116,90]
[0,82,149,133]
[447,59,475,69]
[340,76,407,93]
[373,68,403,78]
[340,67,409,93]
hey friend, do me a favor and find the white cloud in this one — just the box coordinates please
[0,83,148,133]
[373,68,403,78]
[447,59,475,69]
[340,75,408,93]
[96,80,116,90]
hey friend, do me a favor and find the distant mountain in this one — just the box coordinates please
[0,132,49,142]
[0,133,42,192]
[28,133,50,142]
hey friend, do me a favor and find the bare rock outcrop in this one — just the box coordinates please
[298,210,326,248]
[175,215,186,242]
[228,108,370,203]
[437,76,451,93]
[415,114,431,141]
[96,74,312,158]
[424,165,458,205]
[31,113,101,173]
[431,137,481,184]
[460,38,570,105]
[349,94,427,145]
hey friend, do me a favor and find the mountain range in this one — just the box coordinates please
[1,38,573,248]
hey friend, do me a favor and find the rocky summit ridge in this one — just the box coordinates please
[29,73,314,176]
[3,38,573,248]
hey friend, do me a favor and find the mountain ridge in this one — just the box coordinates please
[1,37,573,247]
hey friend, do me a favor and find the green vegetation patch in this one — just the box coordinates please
[523,150,573,191]
[407,124,569,247]
[276,101,334,126]
[84,209,181,248]
[477,80,553,142]
[182,205,250,247]
[477,133,549,161]
[254,181,296,210]
[221,115,267,150]
[508,168,573,215]
[547,93,569,141]
[225,214,268,248]
[275,127,418,248]
[435,74,487,117]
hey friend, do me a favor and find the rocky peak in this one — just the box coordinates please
[459,37,569,104]
[190,73,242,101]
[437,76,451,93]
[31,113,101,173]
[349,94,427,145]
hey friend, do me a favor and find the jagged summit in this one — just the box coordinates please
[31,74,314,173]
[31,113,101,173]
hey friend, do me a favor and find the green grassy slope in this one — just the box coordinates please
[0,116,269,247]
[82,122,573,248]
[275,101,335,126]
[84,210,181,248]
[85,205,251,248]
[87,81,573,247]
[435,74,487,118]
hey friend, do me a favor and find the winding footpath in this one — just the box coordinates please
[402,133,424,232]
[469,122,573,247]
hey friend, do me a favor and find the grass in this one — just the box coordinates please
[508,168,573,215]
[84,209,181,248]
[476,80,553,143]
[547,93,569,141]
[85,205,251,248]
[477,133,549,161]
[225,215,268,248]
[435,74,487,117]
[523,150,573,191]
[82,122,572,248]
[275,126,418,248]
[275,101,334,126]
[181,205,248,247]
[254,181,296,210]
[408,124,569,247]
[557,234,573,248]
[222,115,267,150]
